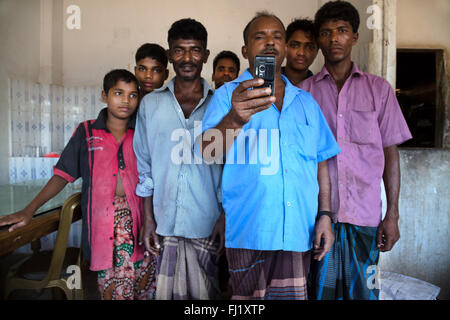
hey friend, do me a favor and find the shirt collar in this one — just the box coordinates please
[281,66,314,79]
[315,61,364,82]
[92,107,136,131]
[232,69,253,83]
[155,77,214,98]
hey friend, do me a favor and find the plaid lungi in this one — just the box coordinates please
[308,223,380,300]
[155,236,221,300]
[226,248,311,300]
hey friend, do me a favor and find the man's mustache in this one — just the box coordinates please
[262,48,279,55]
[178,62,197,69]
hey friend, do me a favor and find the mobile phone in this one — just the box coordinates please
[254,55,275,96]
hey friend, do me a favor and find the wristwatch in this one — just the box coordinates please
[317,211,334,221]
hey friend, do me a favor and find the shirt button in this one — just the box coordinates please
[339,114,343,118]
[286,202,291,207]
[282,141,287,146]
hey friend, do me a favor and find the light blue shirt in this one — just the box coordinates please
[200,70,341,252]
[134,78,222,239]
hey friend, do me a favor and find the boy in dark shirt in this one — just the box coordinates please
[0,69,156,300]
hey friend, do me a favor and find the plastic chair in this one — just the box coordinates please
[4,192,83,300]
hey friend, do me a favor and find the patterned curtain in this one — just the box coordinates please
[9,78,105,183]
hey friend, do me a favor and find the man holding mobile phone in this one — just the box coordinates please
[196,12,341,300]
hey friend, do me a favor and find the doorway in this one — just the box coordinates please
[396,49,446,148]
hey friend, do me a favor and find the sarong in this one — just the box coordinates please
[97,196,157,300]
[226,248,310,300]
[308,223,380,300]
[155,236,221,300]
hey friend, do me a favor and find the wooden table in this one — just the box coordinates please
[0,180,81,256]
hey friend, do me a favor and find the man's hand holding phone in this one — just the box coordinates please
[228,78,275,127]
[204,55,277,160]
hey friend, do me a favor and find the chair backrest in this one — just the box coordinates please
[44,192,82,282]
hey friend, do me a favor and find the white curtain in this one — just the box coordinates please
[9,78,105,183]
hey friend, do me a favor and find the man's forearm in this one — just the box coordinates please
[383,145,401,219]
[142,196,156,222]
[317,160,331,212]
[201,78,276,162]
[201,112,243,162]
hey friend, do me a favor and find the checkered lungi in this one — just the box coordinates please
[308,223,380,300]
[155,236,221,300]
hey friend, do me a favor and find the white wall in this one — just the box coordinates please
[59,0,375,86]
[379,149,450,300]
[60,0,322,87]
[0,0,41,184]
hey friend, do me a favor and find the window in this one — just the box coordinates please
[396,49,446,148]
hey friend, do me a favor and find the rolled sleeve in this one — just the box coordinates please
[133,100,154,197]
[136,174,154,197]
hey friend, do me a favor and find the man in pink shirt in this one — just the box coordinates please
[300,1,412,300]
